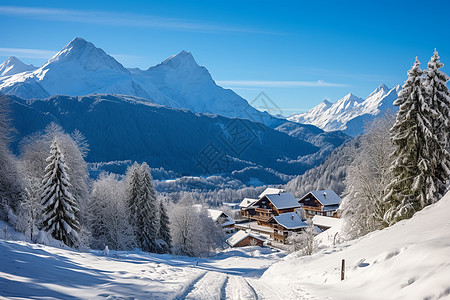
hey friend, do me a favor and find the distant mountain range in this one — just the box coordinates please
[289,84,401,136]
[0,37,274,126]
[7,93,349,184]
[0,37,353,184]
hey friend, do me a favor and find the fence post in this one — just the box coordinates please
[341,259,345,281]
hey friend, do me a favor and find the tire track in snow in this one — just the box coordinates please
[225,275,258,300]
[184,271,227,300]
[173,270,207,300]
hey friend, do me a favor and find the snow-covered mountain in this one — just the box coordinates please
[7,93,328,184]
[0,56,36,77]
[0,37,271,124]
[289,84,401,136]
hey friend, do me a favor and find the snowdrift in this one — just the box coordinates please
[262,191,450,299]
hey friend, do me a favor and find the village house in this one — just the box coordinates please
[226,230,265,248]
[207,209,236,234]
[298,190,342,218]
[235,188,307,244]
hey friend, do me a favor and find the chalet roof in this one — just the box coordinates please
[207,209,235,226]
[272,212,307,230]
[312,215,342,229]
[264,192,301,210]
[303,190,342,206]
[239,198,258,208]
[258,188,285,199]
[226,230,265,247]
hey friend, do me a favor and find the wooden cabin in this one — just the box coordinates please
[298,190,342,218]
[207,209,236,234]
[239,198,258,218]
[250,192,301,227]
[269,212,307,243]
[226,230,265,248]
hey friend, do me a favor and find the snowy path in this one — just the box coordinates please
[1,239,315,299]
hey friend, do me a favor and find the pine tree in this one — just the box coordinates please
[41,138,80,247]
[125,162,141,233]
[383,57,433,224]
[422,49,450,202]
[158,199,172,253]
[138,162,159,252]
[125,162,159,252]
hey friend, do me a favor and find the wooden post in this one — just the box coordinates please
[341,259,345,281]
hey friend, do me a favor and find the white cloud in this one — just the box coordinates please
[216,80,349,88]
[0,6,273,34]
[0,48,56,59]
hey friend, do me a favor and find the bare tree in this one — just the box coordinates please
[342,114,395,239]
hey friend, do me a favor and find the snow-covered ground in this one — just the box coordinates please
[0,234,285,299]
[2,192,450,299]
[262,192,450,300]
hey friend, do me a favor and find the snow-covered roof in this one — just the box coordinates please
[272,212,307,230]
[312,215,342,229]
[207,209,235,227]
[264,192,300,210]
[226,230,265,247]
[258,188,285,199]
[239,198,258,208]
[307,190,342,206]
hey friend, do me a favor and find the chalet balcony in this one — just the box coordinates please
[254,207,273,213]
[302,205,322,212]
[251,214,271,222]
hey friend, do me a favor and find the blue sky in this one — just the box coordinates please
[1,0,449,115]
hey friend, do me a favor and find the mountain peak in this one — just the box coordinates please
[159,50,198,69]
[368,83,390,98]
[44,37,127,73]
[321,99,332,106]
[0,56,36,77]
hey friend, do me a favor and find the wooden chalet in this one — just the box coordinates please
[269,212,307,243]
[207,209,236,234]
[226,230,265,248]
[239,198,258,218]
[251,192,301,227]
[298,190,342,218]
[236,188,307,244]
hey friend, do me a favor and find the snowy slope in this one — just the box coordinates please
[262,191,450,300]
[0,56,37,77]
[0,37,270,124]
[0,238,285,299]
[289,84,401,136]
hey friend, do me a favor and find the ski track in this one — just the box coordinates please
[184,271,228,300]
[225,275,258,300]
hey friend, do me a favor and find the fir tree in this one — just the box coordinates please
[422,49,450,202]
[125,162,141,233]
[41,138,80,247]
[383,57,433,224]
[158,199,172,253]
[138,162,159,252]
[125,162,159,252]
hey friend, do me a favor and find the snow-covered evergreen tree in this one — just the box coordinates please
[157,199,172,253]
[384,57,440,224]
[41,138,80,247]
[125,162,159,252]
[422,49,450,202]
[19,124,91,246]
